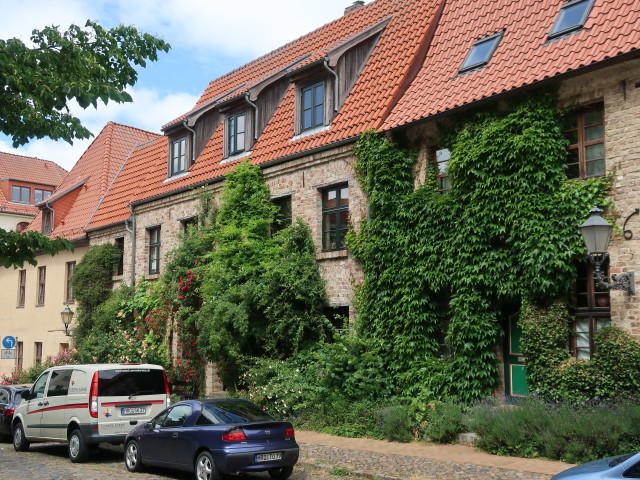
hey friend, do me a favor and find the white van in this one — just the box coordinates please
[12,363,170,462]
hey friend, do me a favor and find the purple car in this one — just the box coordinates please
[0,384,31,440]
[551,452,640,479]
[124,398,299,480]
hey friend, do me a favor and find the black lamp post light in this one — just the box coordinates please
[60,304,74,336]
[579,206,635,295]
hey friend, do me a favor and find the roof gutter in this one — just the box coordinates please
[244,94,259,140]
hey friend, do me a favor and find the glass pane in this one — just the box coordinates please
[339,210,348,228]
[438,176,451,191]
[585,125,604,142]
[586,159,605,176]
[565,129,579,146]
[302,108,312,130]
[596,318,611,331]
[585,143,604,161]
[314,104,323,127]
[34,190,43,203]
[576,347,590,360]
[302,87,312,109]
[237,114,245,133]
[566,162,580,179]
[462,36,499,70]
[576,318,589,332]
[12,186,20,201]
[314,83,324,107]
[237,132,245,151]
[554,0,590,33]
[576,331,589,348]
[339,186,349,206]
[325,212,337,231]
[43,191,51,200]
[584,106,603,125]
[324,190,337,209]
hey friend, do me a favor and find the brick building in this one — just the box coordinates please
[7,0,640,396]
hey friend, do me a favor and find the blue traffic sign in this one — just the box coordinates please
[2,336,16,349]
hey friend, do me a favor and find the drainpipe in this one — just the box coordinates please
[245,95,259,140]
[182,119,197,163]
[124,204,136,288]
[322,59,339,112]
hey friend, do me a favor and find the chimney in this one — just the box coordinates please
[344,0,365,15]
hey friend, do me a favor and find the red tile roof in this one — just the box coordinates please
[382,0,640,129]
[89,0,640,231]
[0,152,67,217]
[28,122,159,240]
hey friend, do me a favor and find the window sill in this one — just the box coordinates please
[164,171,190,183]
[221,151,252,165]
[317,249,348,261]
[291,125,330,141]
[35,304,45,307]
[145,273,161,281]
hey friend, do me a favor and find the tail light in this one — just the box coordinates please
[162,370,171,406]
[89,371,99,418]
[286,427,295,437]
[222,428,247,441]
[3,407,15,416]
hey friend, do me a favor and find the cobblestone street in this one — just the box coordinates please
[0,436,560,480]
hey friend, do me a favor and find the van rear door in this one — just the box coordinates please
[97,367,168,437]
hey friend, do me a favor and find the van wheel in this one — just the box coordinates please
[68,429,89,463]
[13,422,30,452]
[195,451,219,480]
[125,439,144,472]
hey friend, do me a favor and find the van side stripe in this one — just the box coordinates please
[26,403,87,415]
[100,400,165,407]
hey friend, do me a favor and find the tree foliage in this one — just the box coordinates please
[0,229,73,268]
[0,20,170,146]
[349,93,611,402]
[193,161,328,386]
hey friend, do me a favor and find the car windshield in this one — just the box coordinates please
[202,401,274,424]
[609,452,636,467]
[98,369,165,397]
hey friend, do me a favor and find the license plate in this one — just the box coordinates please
[255,452,283,463]
[121,407,146,415]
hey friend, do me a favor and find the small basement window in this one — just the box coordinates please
[459,32,503,73]
[549,0,595,39]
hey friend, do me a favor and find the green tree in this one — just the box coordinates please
[0,20,170,269]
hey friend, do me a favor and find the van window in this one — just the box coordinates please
[47,369,72,397]
[98,368,166,397]
[32,372,50,398]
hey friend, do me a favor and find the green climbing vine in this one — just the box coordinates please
[349,92,611,402]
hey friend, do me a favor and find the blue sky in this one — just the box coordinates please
[0,0,368,170]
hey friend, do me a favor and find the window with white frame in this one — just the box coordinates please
[170,137,187,176]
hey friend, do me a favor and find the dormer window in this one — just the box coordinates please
[11,185,30,203]
[34,189,52,204]
[301,81,325,131]
[228,112,247,156]
[459,32,503,73]
[170,137,187,176]
[549,0,595,39]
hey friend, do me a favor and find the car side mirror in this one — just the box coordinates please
[21,391,32,401]
[145,422,153,430]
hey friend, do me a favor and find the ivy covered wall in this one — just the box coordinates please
[348,94,611,402]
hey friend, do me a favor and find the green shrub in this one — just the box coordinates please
[380,405,414,442]
[422,402,465,443]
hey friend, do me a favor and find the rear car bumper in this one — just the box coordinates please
[216,446,300,474]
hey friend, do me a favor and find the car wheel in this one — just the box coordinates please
[68,429,89,463]
[268,466,294,479]
[125,439,144,472]
[195,451,219,480]
[12,422,29,452]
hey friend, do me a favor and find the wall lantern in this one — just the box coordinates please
[579,206,635,295]
[60,304,74,336]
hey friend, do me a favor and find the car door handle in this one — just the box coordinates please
[172,433,179,438]
[37,402,49,406]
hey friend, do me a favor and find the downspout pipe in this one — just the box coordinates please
[124,204,136,288]
[245,94,259,140]
[182,119,197,163]
[322,59,339,112]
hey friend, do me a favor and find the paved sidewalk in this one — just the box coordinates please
[296,431,573,479]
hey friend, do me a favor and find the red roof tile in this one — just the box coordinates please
[382,0,640,129]
[28,122,159,240]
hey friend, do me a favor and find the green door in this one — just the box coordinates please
[504,312,529,397]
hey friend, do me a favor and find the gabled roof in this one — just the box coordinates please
[28,122,159,240]
[0,152,67,217]
[89,0,640,231]
[89,0,444,229]
[382,0,640,129]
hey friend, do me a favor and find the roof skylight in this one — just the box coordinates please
[459,32,503,73]
[549,0,595,39]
